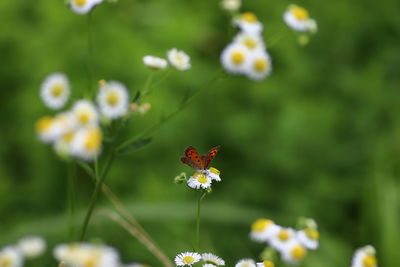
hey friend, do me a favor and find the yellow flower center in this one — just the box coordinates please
[78,111,91,124]
[209,167,220,175]
[106,91,120,106]
[254,58,268,72]
[304,228,319,240]
[0,257,13,267]
[278,229,291,241]
[244,38,257,49]
[51,84,64,97]
[251,219,273,232]
[291,6,309,21]
[183,256,195,264]
[241,12,258,23]
[36,117,53,133]
[262,260,275,267]
[291,245,307,260]
[362,255,377,267]
[74,0,87,6]
[196,174,208,184]
[231,51,244,65]
[84,128,102,152]
[62,132,75,143]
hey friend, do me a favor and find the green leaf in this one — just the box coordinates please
[117,137,152,155]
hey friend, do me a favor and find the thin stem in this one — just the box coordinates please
[196,190,207,251]
[141,72,155,97]
[67,162,77,240]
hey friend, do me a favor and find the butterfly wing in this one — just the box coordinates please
[180,146,205,170]
[202,145,221,169]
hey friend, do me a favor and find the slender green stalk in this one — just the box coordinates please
[141,72,155,97]
[67,162,77,240]
[196,190,207,251]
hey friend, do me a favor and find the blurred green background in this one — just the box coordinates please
[1,0,400,266]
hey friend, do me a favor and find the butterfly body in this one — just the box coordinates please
[180,145,221,170]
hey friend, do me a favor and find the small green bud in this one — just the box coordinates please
[174,172,187,184]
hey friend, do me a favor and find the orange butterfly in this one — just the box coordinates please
[180,145,221,170]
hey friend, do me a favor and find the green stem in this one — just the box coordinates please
[67,162,77,241]
[141,72,155,97]
[195,190,207,251]
[79,151,115,241]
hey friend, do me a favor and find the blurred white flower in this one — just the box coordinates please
[174,252,201,266]
[245,50,272,81]
[220,43,251,75]
[17,236,46,259]
[351,245,378,267]
[250,219,279,243]
[256,260,275,267]
[35,116,57,144]
[70,0,104,15]
[283,5,317,33]
[221,0,241,11]
[70,126,102,161]
[203,264,217,267]
[143,55,168,70]
[234,32,265,51]
[0,246,24,267]
[187,172,212,189]
[296,228,319,250]
[72,100,99,128]
[97,81,130,120]
[270,227,296,251]
[40,73,70,110]
[201,253,225,266]
[167,48,191,71]
[235,259,256,267]
[234,12,263,35]
[280,240,307,264]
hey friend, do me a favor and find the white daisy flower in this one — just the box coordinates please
[250,219,279,243]
[0,246,24,267]
[35,116,57,143]
[221,0,241,12]
[70,126,102,161]
[187,172,212,189]
[256,260,274,267]
[72,100,99,128]
[143,55,168,70]
[283,5,317,33]
[234,12,263,35]
[206,168,221,182]
[296,228,319,250]
[174,252,201,266]
[270,227,296,251]
[17,236,46,259]
[351,245,378,267]
[40,73,70,110]
[235,259,256,267]
[280,240,307,264]
[221,43,251,75]
[245,50,272,81]
[70,0,104,15]
[202,253,225,266]
[234,32,265,51]
[167,48,191,71]
[97,81,130,120]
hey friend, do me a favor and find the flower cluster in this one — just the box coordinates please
[187,167,221,190]
[350,245,378,267]
[36,73,131,161]
[174,252,225,267]
[0,236,46,267]
[221,12,272,81]
[250,218,319,264]
[143,48,191,71]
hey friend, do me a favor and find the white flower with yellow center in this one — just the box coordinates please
[235,259,256,267]
[250,219,280,243]
[280,240,307,264]
[40,73,70,110]
[245,50,272,81]
[202,253,225,266]
[174,252,201,266]
[234,33,265,52]
[72,100,99,128]
[167,48,191,71]
[70,0,104,15]
[206,167,221,182]
[221,0,241,11]
[256,260,275,267]
[17,236,46,259]
[296,228,319,250]
[351,245,378,267]
[270,227,296,251]
[143,55,168,70]
[283,5,317,33]
[221,43,251,75]
[35,116,57,143]
[0,246,23,267]
[234,12,263,35]
[97,81,130,120]
[70,126,102,161]
[187,172,212,189]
